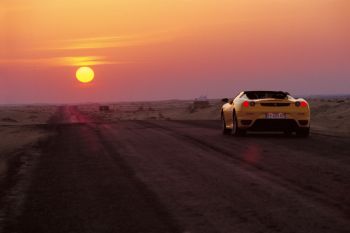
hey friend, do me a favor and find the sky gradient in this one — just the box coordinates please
[1,0,349,103]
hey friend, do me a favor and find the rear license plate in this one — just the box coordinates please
[265,113,286,119]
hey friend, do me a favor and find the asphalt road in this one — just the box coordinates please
[1,106,350,233]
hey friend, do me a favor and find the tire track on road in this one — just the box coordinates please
[5,108,182,233]
[135,120,350,220]
[89,123,183,233]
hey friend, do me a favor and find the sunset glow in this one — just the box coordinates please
[1,0,349,103]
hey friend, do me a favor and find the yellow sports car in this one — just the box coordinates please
[221,91,310,137]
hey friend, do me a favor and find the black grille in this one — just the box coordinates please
[298,120,309,125]
[250,119,298,131]
[260,103,290,107]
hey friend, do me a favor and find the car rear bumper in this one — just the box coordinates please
[236,109,310,131]
[239,119,309,131]
[250,119,298,131]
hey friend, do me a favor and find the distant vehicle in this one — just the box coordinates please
[221,91,310,137]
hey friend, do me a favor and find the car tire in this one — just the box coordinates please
[296,127,310,137]
[221,113,232,135]
[232,112,246,137]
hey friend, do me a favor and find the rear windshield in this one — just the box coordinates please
[244,91,288,100]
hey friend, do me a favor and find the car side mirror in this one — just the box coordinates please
[221,98,229,103]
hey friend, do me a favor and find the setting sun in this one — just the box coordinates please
[76,67,94,83]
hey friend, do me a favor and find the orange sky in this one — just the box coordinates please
[1,0,349,103]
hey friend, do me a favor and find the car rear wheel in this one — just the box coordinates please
[221,113,232,135]
[232,112,246,136]
[296,127,310,137]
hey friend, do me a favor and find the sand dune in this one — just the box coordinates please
[310,98,350,135]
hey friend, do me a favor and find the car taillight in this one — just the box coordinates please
[301,101,308,107]
[242,101,255,107]
[295,101,308,107]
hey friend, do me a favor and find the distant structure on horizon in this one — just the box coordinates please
[191,95,210,111]
[99,105,110,112]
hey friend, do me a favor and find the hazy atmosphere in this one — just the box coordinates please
[1,0,349,103]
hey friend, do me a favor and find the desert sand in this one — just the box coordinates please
[0,105,56,178]
[78,97,350,137]
[0,105,56,152]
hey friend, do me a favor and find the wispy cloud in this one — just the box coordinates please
[35,31,174,51]
[0,56,126,67]
[1,31,175,67]
[53,56,124,66]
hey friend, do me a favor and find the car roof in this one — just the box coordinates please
[242,91,291,100]
[243,90,290,95]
